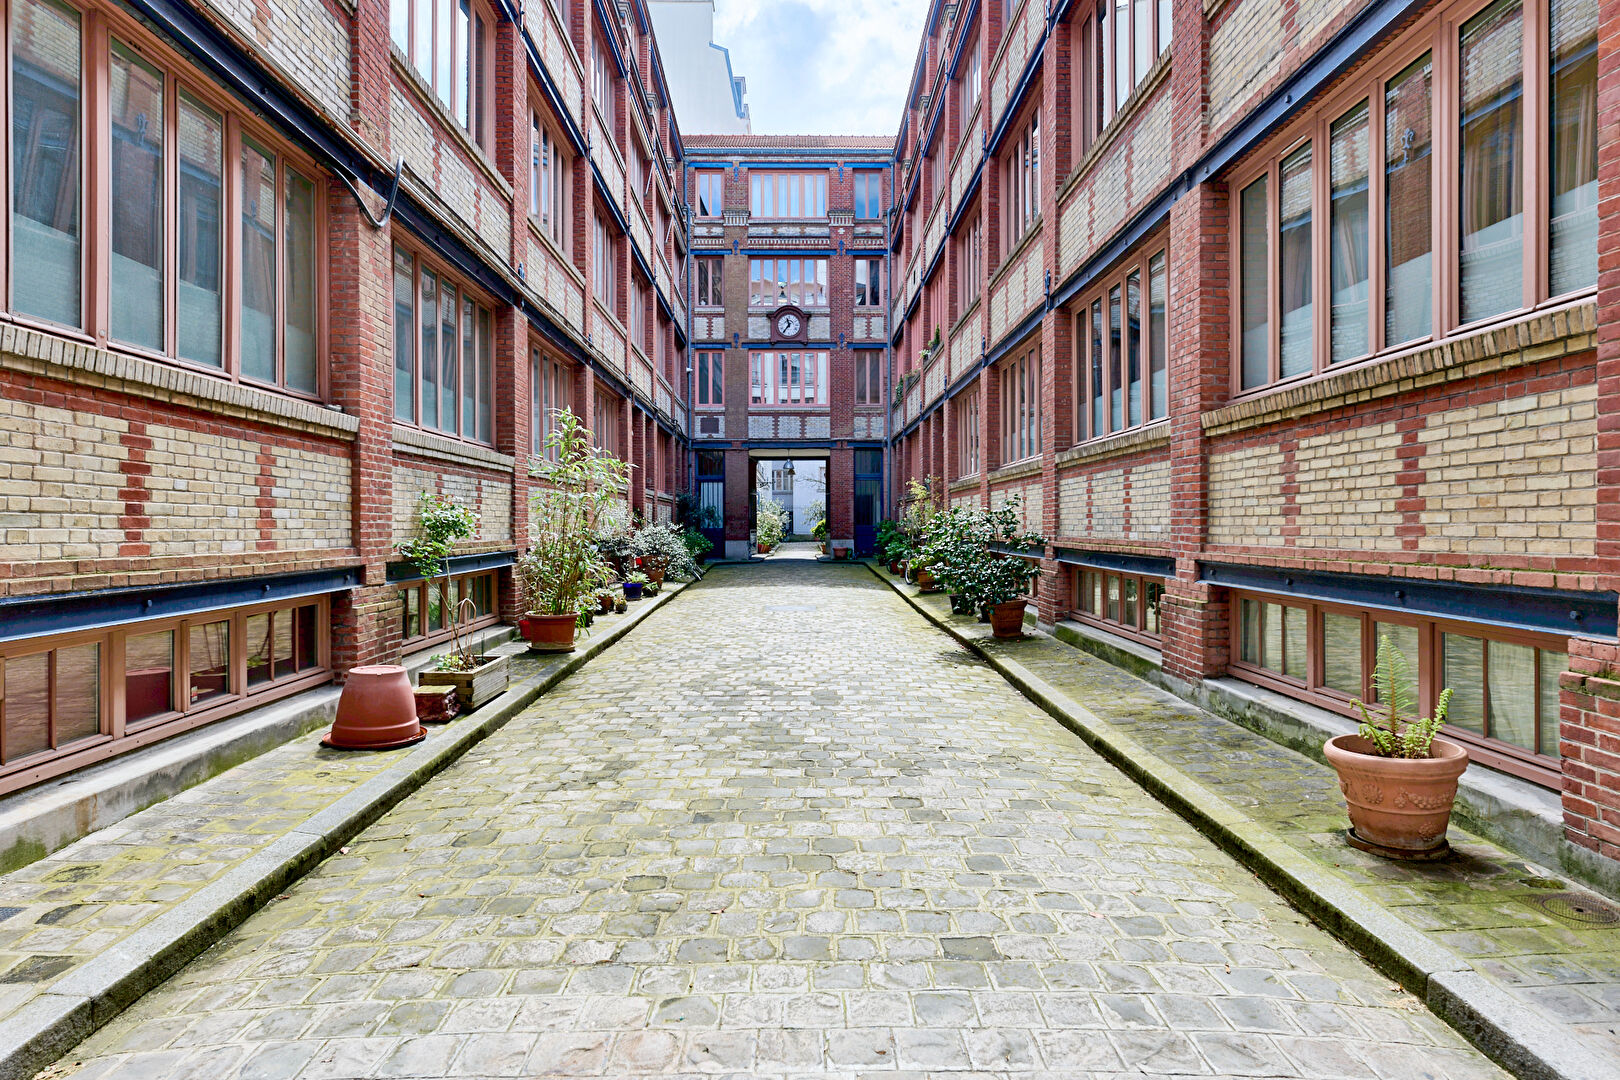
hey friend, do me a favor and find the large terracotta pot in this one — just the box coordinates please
[518,613,577,653]
[989,600,1027,639]
[645,566,666,585]
[1323,734,1468,857]
[324,665,425,750]
[888,560,902,575]
[915,569,938,592]
[757,543,771,554]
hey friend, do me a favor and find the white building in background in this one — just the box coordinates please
[648,0,751,134]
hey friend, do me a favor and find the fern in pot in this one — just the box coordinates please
[1323,634,1468,859]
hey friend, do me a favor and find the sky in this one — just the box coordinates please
[711,0,928,136]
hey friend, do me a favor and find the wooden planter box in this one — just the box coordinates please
[418,653,510,713]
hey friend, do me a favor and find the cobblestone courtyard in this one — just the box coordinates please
[47,558,1504,1079]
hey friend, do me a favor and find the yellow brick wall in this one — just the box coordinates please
[1290,421,1406,551]
[1208,443,1287,546]
[392,465,513,549]
[0,397,127,563]
[1057,458,1173,542]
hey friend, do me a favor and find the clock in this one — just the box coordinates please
[776,312,801,338]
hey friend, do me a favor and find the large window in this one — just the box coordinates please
[0,597,328,794]
[748,259,829,307]
[749,172,828,218]
[750,351,828,405]
[1231,591,1567,784]
[590,31,616,117]
[389,0,491,146]
[956,209,984,313]
[855,352,882,406]
[392,247,494,443]
[1072,0,1171,154]
[695,256,723,307]
[7,1,322,396]
[401,569,497,647]
[1234,0,1597,393]
[1003,108,1040,249]
[531,348,572,462]
[854,171,883,219]
[696,170,724,217]
[530,113,569,250]
[592,211,617,311]
[956,394,980,477]
[1076,569,1163,642]
[958,32,982,124]
[696,350,724,407]
[854,258,883,307]
[1077,247,1167,441]
[592,387,622,455]
[998,345,1042,465]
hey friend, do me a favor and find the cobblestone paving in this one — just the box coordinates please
[48,559,1505,1079]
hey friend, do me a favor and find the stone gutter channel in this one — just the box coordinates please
[0,582,688,1080]
[866,561,1617,1080]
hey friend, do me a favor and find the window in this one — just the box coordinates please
[0,597,327,793]
[530,113,569,249]
[1076,570,1163,641]
[1231,591,1568,784]
[1077,246,1168,440]
[696,170,724,217]
[531,348,572,462]
[696,351,724,406]
[392,247,494,442]
[958,33,982,123]
[591,31,616,117]
[854,172,883,219]
[854,258,883,307]
[592,212,617,311]
[401,569,498,645]
[956,395,981,476]
[592,387,622,455]
[629,277,648,353]
[389,0,490,145]
[998,345,1042,465]
[1003,108,1040,248]
[1087,0,1170,130]
[749,172,828,218]
[695,256,723,307]
[855,352,882,405]
[8,6,322,395]
[956,210,984,312]
[750,351,829,405]
[748,259,829,307]
[1234,0,1598,393]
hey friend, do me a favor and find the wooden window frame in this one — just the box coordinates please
[747,258,829,309]
[854,352,882,406]
[997,343,1042,466]
[1093,0,1170,127]
[592,383,622,455]
[591,208,618,312]
[530,344,572,462]
[529,108,570,252]
[956,393,981,477]
[399,569,500,652]
[392,243,496,445]
[1073,569,1163,645]
[389,0,494,148]
[956,206,984,313]
[1227,587,1567,785]
[748,172,829,220]
[854,257,883,309]
[853,171,883,220]
[1002,105,1041,252]
[3,0,328,398]
[958,31,982,138]
[694,255,722,308]
[695,170,724,218]
[1073,240,1169,443]
[1229,0,1590,399]
[695,349,724,408]
[749,350,829,407]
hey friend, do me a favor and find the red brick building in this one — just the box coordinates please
[888,0,1617,884]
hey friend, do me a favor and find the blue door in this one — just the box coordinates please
[853,449,882,556]
[696,451,725,558]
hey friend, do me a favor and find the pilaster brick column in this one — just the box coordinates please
[829,447,854,543]
[495,17,529,624]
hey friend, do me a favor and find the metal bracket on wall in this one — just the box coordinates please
[337,157,405,230]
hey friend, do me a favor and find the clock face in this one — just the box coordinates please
[776,312,801,337]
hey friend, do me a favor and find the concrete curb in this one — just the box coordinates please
[866,562,1612,1080]
[0,583,690,1080]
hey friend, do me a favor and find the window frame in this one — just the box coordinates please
[956,205,984,314]
[4,1,329,399]
[1073,568,1164,645]
[389,0,494,148]
[747,258,829,308]
[853,171,883,220]
[748,171,829,220]
[592,208,619,313]
[997,343,1042,466]
[854,351,883,406]
[749,350,829,407]
[696,170,724,217]
[854,256,883,308]
[592,384,623,456]
[694,255,723,308]
[529,108,570,252]
[956,393,981,477]
[391,243,497,445]
[400,569,500,650]
[1073,241,1169,443]
[530,345,573,463]
[695,350,724,408]
[1002,105,1041,251]
[1227,0,1595,399]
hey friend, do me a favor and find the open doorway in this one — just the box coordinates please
[753,457,827,538]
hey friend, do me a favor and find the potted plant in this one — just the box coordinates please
[630,522,701,583]
[517,409,628,653]
[419,595,512,710]
[812,517,829,554]
[1324,636,1468,858]
[596,587,617,615]
[756,497,788,553]
[876,519,907,573]
[623,570,649,600]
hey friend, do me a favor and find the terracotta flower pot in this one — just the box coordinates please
[757,543,770,554]
[323,665,425,750]
[518,613,578,653]
[646,566,666,585]
[598,594,614,614]
[888,560,901,575]
[915,569,937,592]
[1323,734,1469,857]
[989,600,1027,638]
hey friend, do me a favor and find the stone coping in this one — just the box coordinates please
[391,424,518,472]
[0,583,688,1080]
[1054,422,1171,469]
[868,561,1619,1080]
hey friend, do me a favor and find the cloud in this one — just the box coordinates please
[712,0,926,136]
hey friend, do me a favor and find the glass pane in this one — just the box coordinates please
[272,608,295,679]
[1134,0,1151,88]
[1279,143,1313,378]
[284,170,318,394]
[1443,632,1486,734]
[1123,577,1138,628]
[435,0,452,104]
[125,630,174,724]
[1090,300,1105,437]
[393,249,414,420]
[404,587,421,639]
[240,142,278,382]
[55,643,99,744]
[1114,0,1129,107]
[1240,598,1261,665]
[1373,622,1422,710]
[246,613,272,687]
[1240,177,1269,388]
[1157,0,1171,52]
[1106,576,1120,623]
[1459,0,1523,324]
[1329,103,1369,364]
[1126,271,1142,427]
[390,0,408,51]
[1488,640,1536,751]
[462,296,477,435]
[477,307,492,441]
[109,43,164,351]
[1144,580,1161,635]
[1148,252,1167,420]
[1262,603,1284,674]
[413,0,431,70]
[1549,0,1597,295]
[178,96,224,367]
[296,605,318,671]
[1322,612,1363,696]
[12,0,83,327]
[427,582,444,633]
[420,271,439,428]
[188,621,230,707]
[5,653,50,760]
[440,284,458,431]
[1283,605,1307,681]
[1108,287,1123,431]
[1385,54,1433,345]
[454,0,470,126]
[1539,649,1566,758]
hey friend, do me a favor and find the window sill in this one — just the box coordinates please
[988,458,1042,484]
[391,424,515,472]
[1058,51,1172,210]
[988,218,1043,292]
[1056,421,1171,468]
[389,48,510,200]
